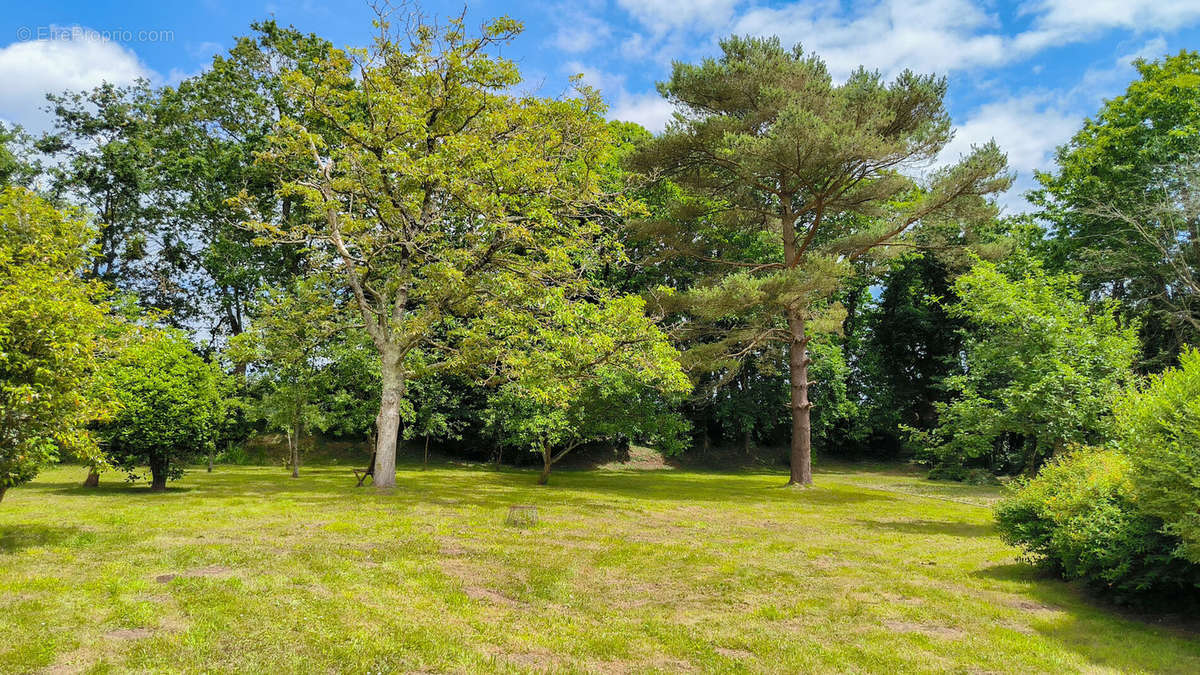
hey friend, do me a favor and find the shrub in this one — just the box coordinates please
[995,448,1200,604]
[96,329,226,490]
[1118,348,1200,564]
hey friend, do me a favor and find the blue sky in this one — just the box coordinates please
[2,0,1200,210]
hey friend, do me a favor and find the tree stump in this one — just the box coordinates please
[505,505,538,528]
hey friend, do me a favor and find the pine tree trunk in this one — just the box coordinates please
[373,349,404,489]
[787,312,813,486]
[83,467,100,487]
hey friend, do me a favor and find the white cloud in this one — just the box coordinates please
[615,0,739,34]
[733,0,1009,79]
[563,61,675,132]
[549,12,613,53]
[938,95,1080,212]
[605,0,1200,81]
[564,60,625,95]
[610,91,676,132]
[1068,36,1168,105]
[0,31,153,132]
[1015,0,1200,52]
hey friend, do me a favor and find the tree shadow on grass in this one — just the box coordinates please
[972,561,1200,672]
[858,518,995,538]
[43,481,196,497]
[0,524,84,554]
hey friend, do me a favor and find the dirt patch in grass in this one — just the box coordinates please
[104,628,154,640]
[154,564,234,583]
[883,620,967,639]
[441,558,526,608]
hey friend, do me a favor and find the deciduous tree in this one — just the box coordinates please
[96,328,226,491]
[912,260,1139,474]
[0,188,111,501]
[243,11,625,488]
[230,278,343,477]
[482,291,691,484]
[1033,51,1200,367]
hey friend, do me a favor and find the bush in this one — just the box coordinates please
[1118,348,1200,564]
[96,329,226,490]
[995,448,1200,604]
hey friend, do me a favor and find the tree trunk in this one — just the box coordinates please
[289,428,300,478]
[0,486,6,502]
[150,466,168,492]
[538,446,552,485]
[423,433,430,471]
[83,467,100,487]
[743,428,752,454]
[787,312,814,486]
[373,349,405,489]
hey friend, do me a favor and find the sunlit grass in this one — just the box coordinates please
[1,461,1197,673]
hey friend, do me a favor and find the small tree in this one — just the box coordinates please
[632,36,1011,484]
[96,328,226,490]
[230,278,341,477]
[912,260,1139,474]
[483,291,691,484]
[0,187,111,502]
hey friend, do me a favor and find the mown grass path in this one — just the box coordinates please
[2,464,1197,673]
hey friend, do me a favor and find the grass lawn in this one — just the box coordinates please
[2,462,1198,673]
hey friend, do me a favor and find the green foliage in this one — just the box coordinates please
[37,24,325,339]
[632,34,1011,482]
[995,448,1200,603]
[38,82,166,308]
[481,290,691,482]
[313,333,380,440]
[0,123,40,188]
[242,12,631,486]
[0,188,111,498]
[96,328,226,488]
[230,278,346,473]
[844,254,966,456]
[914,260,1138,474]
[1034,51,1200,366]
[1118,348,1200,563]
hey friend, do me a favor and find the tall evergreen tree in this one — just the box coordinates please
[632,36,1011,484]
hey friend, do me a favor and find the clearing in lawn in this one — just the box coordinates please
[2,462,1198,673]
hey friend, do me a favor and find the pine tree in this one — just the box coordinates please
[632,36,1011,484]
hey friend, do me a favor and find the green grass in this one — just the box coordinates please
[2,462,1198,673]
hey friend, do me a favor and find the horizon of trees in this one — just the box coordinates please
[2,7,1199,506]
